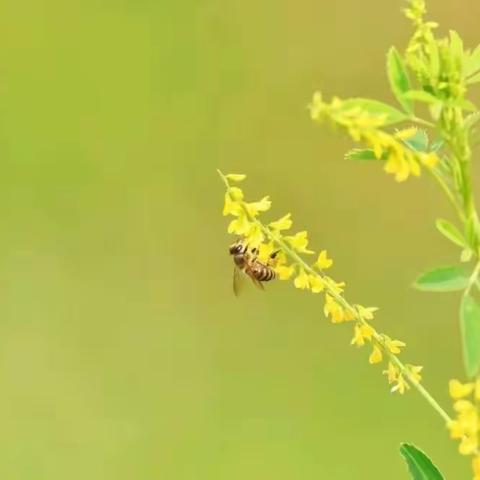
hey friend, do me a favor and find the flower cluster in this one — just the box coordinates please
[309,93,438,182]
[219,170,423,394]
[447,379,480,468]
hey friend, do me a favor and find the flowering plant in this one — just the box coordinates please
[219,1,480,477]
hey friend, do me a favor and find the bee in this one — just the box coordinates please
[229,241,278,296]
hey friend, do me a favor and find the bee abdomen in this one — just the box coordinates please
[257,267,276,282]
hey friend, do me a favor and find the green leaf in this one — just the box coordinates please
[387,47,414,114]
[435,218,466,247]
[413,266,470,292]
[460,293,480,378]
[400,443,444,480]
[345,148,378,161]
[404,90,439,104]
[401,129,429,152]
[466,70,480,85]
[341,98,408,126]
[465,44,480,77]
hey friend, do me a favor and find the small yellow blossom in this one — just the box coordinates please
[227,213,251,235]
[351,324,366,346]
[391,374,410,394]
[326,277,345,294]
[245,224,264,249]
[356,305,379,320]
[473,456,480,480]
[223,193,242,216]
[275,264,295,280]
[257,242,275,263]
[453,400,475,413]
[285,231,315,254]
[309,275,325,293]
[229,186,244,201]
[406,364,423,384]
[369,345,383,364]
[324,293,345,323]
[385,337,406,354]
[245,196,272,217]
[459,436,478,456]
[225,173,247,182]
[316,250,333,269]
[383,362,399,384]
[294,269,310,289]
[449,379,475,399]
[269,213,292,231]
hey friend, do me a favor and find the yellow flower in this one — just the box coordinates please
[257,242,275,263]
[229,186,244,201]
[383,362,399,384]
[356,305,379,320]
[453,400,475,413]
[385,337,406,354]
[326,277,345,294]
[223,193,242,216]
[324,294,345,323]
[369,345,383,364]
[269,213,292,231]
[459,436,478,456]
[472,456,480,479]
[245,224,264,249]
[315,250,333,269]
[294,269,310,289]
[309,275,325,293]
[275,264,295,280]
[225,173,246,182]
[227,213,251,235]
[245,196,272,217]
[285,231,315,254]
[406,364,423,384]
[449,379,475,399]
[351,324,366,346]
[391,374,410,394]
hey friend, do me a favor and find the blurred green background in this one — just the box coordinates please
[0,0,479,478]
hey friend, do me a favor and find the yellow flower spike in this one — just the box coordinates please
[315,250,333,269]
[351,324,366,347]
[225,173,247,182]
[406,365,423,384]
[229,186,244,201]
[269,213,292,231]
[309,275,325,293]
[227,213,251,235]
[385,338,406,354]
[275,264,295,281]
[369,345,383,364]
[294,269,310,290]
[245,196,272,217]
[383,362,399,384]
[356,305,379,320]
[449,379,475,399]
[285,231,315,254]
[391,374,410,394]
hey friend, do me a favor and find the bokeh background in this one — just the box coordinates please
[0,0,479,478]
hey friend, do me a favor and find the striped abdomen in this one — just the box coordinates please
[251,262,276,282]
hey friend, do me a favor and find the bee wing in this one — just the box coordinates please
[233,267,244,297]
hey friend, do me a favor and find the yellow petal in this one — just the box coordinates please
[275,265,295,281]
[454,400,475,413]
[395,127,417,140]
[285,231,315,254]
[223,194,242,216]
[269,213,292,231]
[245,196,272,217]
[407,365,423,384]
[383,362,398,384]
[391,374,409,394]
[316,250,333,269]
[447,420,464,439]
[229,186,244,201]
[245,224,264,249]
[356,305,379,320]
[472,456,480,476]
[369,345,383,364]
[351,324,365,347]
[459,436,478,456]
[227,214,251,235]
[294,269,310,290]
[360,323,374,340]
[449,379,475,399]
[386,338,406,354]
[225,173,247,182]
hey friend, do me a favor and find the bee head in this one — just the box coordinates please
[229,242,245,255]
